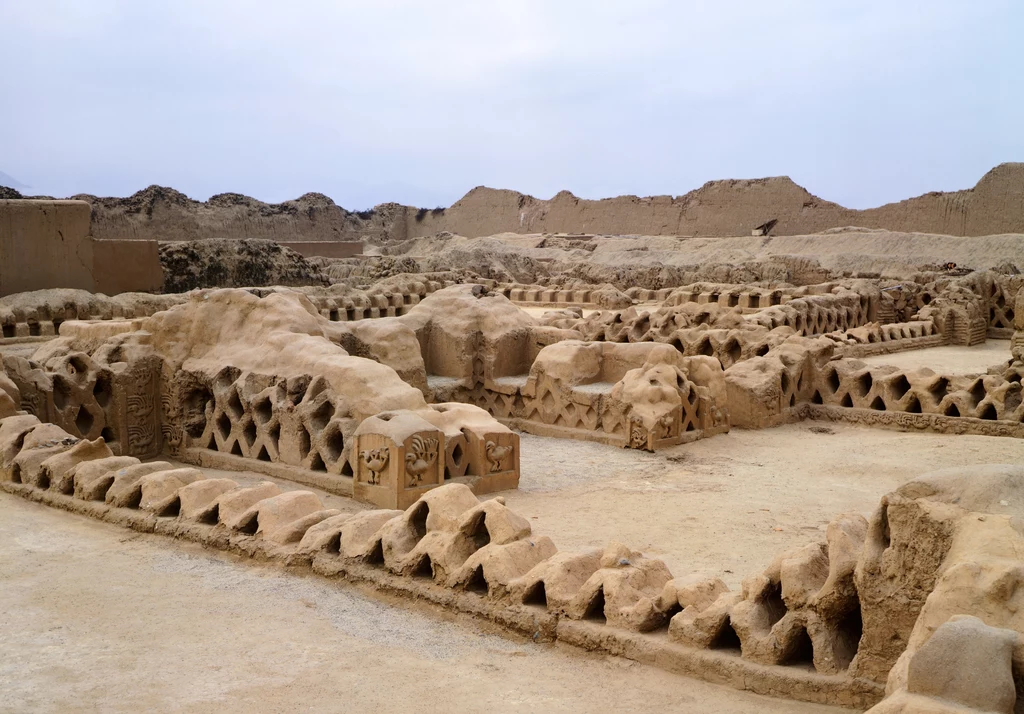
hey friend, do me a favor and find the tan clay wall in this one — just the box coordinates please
[0,200,95,297]
[91,239,163,294]
[0,200,166,297]
[403,163,1024,239]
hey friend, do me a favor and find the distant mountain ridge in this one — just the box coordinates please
[3,163,1023,240]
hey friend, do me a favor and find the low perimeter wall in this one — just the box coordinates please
[91,238,163,294]
[0,200,95,295]
[0,200,164,296]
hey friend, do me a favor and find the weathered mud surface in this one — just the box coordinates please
[159,239,328,292]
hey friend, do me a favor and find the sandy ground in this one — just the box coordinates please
[0,496,847,714]
[518,305,600,318]
[505,423,1024,586]
[857,339,1012,375]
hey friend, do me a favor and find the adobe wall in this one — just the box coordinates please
[0,200,95,297]
[403,163,1024,238]
[91,238,163,294]
[0,199,165,297]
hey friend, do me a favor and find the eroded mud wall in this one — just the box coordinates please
[14,163,1024,247]
[406,163,1024,238]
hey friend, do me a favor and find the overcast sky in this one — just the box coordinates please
[1,1,1021,210]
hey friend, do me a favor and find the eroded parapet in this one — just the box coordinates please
[299,280,441,321]
[665,464,1024,699]
[8,413,1024,708]
[530,274,1013,378]
[723,336,833,428]
[663,282,842,312]
[826,320,944,359]
[171,368,358,480]
[168,369,521,501]
[624,287,679,303]
[0,289,184,341]
[541,302,779,368]
[535,285,878,371]
[746,289,876,337]
[980,272,1022,334]
[0,284,441,344]
[942,270,1021,336]
[901,271,1018,346]
[671,514,868,675]
[810,360,1022,422]
[718,325,1023,435]
[501,283,634,310]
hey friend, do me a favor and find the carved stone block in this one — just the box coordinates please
[353,412,445,509]
[462,425,519,494]
[111,355,164,459]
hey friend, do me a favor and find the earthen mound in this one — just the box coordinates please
[159,239,328,292]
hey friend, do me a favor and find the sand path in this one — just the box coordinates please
[0,495,844,714]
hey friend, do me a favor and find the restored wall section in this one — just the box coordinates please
[0,200,95,297]
[91,238,163,294]
[1,200,165,297]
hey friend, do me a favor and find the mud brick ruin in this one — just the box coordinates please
[5,164,1024,712]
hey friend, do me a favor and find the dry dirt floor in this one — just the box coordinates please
[857,339,1012,374]
[0,495,847,714]
[507,422,1024,586]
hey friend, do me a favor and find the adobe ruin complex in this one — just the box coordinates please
[4,164,1024,712]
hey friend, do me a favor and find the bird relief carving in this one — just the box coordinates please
[484,440,512,472]
[360,447,389,485]
[404,434,438,487]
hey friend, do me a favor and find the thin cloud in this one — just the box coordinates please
[1,0,1020,210]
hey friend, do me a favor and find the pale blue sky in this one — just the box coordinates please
[1,0,1021,210]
